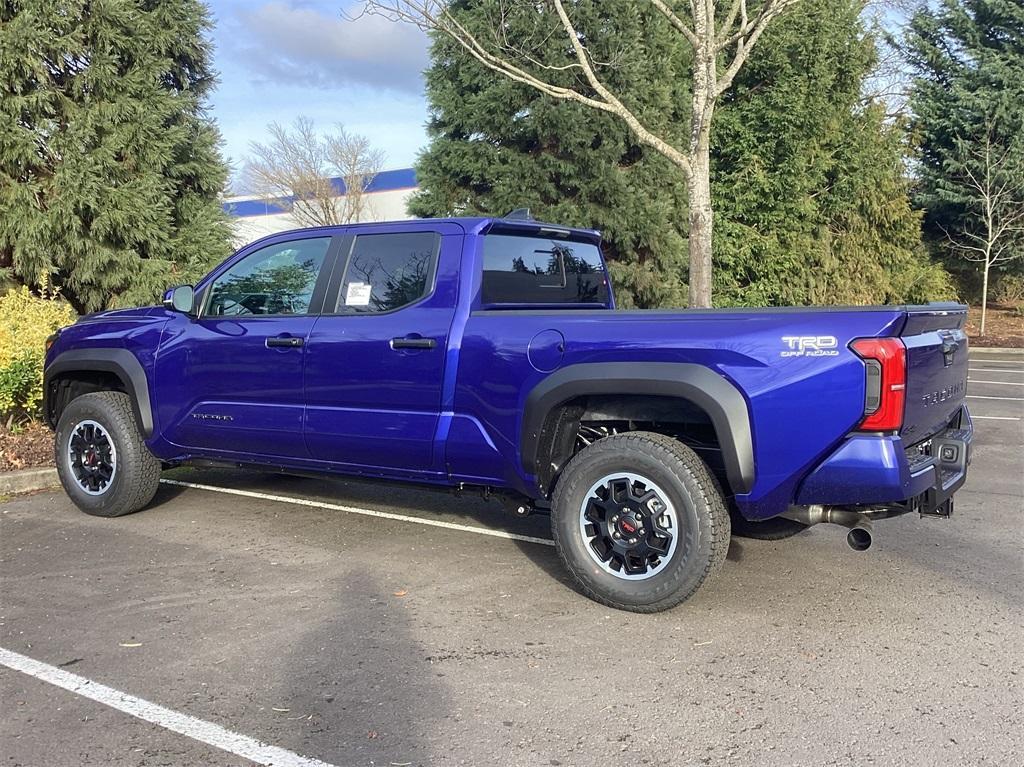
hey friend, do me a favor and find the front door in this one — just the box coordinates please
[156,235,336,459]
[303,227,461,476]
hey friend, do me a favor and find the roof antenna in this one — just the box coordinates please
[504,207,533,220]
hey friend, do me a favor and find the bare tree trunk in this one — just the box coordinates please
[980,259,990,337]
[687,138,714,308]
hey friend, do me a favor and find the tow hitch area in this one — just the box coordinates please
[914,495,954,519]
[904,428,970,519]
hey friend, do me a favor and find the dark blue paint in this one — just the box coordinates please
[796,435,917,504]
[155,313,316,458]
[45,217,972,521]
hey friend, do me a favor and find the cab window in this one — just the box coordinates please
[481,234,609,305]
[335,232,437,314]
[206,238,331,316]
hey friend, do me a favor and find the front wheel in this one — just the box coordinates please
[551,432,731,613]
[55,392,162,517]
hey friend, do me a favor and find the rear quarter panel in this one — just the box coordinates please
[453,308,905,517]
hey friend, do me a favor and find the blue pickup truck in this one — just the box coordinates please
[43,215,972,611]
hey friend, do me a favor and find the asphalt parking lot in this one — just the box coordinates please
[2,351,1022,767]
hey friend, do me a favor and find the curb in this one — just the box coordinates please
[0,467,59,496]
[971,347,1024,356]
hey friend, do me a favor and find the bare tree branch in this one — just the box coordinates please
[243,117,385,228]
[360,0,803,307]
[648,0,700,48]
[327,127,386,224]
[715,0,801,96]
[944,129,1024,335]
[366,0,697,176]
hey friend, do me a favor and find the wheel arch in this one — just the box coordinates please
[44,349,154,438]
[521,362,755,498]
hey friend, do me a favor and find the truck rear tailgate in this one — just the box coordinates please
[899,305,969,444]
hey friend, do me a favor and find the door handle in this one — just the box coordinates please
[390,336,437,350]
[266,336,304,348]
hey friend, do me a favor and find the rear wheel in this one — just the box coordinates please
[551,432,730,613]
[55,392,161,517]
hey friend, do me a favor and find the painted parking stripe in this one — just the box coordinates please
[968,380,1024,386]
[161,479,556,547]
[0,647,338,767]
[967,395,1024,401]
[969,368,1024,373]
[971,415,1022,421]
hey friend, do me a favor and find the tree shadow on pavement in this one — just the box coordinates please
[275,569,450,766]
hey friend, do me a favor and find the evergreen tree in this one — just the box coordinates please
[0,0,233,314]
[409,0,691,308]
[712,0,952,306]
[412,0,950,307]
[904,0,1024,301]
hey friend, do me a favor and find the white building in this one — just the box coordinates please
[222,168,419,246]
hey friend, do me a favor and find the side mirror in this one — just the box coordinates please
[162,285,195,314]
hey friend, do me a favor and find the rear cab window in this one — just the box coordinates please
[481,232,610,307]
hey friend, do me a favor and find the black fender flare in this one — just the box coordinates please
[44,348,154,437]
[521,362,755,495]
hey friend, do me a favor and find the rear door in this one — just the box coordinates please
[302,224,462,476]
[900,305,970,444]
[157,234,337,458]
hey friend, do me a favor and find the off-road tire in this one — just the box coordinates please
[551,431,731,613]
[55,392,161,517]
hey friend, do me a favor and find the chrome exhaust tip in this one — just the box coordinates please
[783,505,874,551]
[846,525,872,551]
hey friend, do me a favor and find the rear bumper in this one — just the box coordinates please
[796,406,972,515]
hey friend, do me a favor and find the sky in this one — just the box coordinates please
[204,1,431,187]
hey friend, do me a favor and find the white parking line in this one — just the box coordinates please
[160,479,556,547]
[0,647,338,767]
[970,368,1024,373]
[967,395,1024,402]
[971,415,1022,421]
[968,380,1024,386]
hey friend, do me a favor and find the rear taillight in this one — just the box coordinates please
[851,338,906,432]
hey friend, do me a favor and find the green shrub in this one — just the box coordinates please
[0,287,77,423]
[993,274,1024,307]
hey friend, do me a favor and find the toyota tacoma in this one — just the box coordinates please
[43,214,973,612]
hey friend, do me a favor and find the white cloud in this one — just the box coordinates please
[233,2,429,94]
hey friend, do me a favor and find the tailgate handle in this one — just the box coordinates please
[941,335,960,366]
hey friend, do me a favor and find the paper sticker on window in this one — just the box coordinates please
[345,282,372,306]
